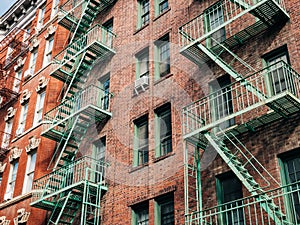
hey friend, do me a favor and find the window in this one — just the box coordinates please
[280,154,300,223]
[155,35,170,79]
[23,27,31,43]
[132,202,149,225]
[6,160,19,197]
[23,151,37,193]
[155,0,169,16]
[37,5,46,29]
[209,75,234,129]
[136,48,149,79]
[6,45,13,60]
[29,50,38,74]
[17,103,29,135]
[93,137,106,181]
[137,0,150,28]
[99,74,110,110]
[134,116,149,166]
[155,194,174,225]
[51,0,60,18]
[102,18,114,47]
[2,119,13,148]
[13,70,22,93]
[44,37,54,66]
[216,174,245,225]
[155,104,172,157]
[0,174,2,186]
[34,91,46,125]
[205,2,226,47]
[264,49,293,96]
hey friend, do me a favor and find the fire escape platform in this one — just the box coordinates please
[50,25,116,84]
[30,157,107,211]
[59,0,115,32]
[41,85,112,142]
[179,0,289,65]
[184,91,300,144]
[42,104,111,142]
[182,61,300,145]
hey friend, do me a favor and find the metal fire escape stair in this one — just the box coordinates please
[30,1,115,224]
[204,129,291,224]
[47,192,81,225]
[180,1,295,224]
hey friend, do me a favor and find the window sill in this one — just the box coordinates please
[153,152,175,163]
[23,62,53,85]
[0,192,32,209]
[153,8,171,22]
[154,73,173,85]
[11,122,44,143]
[134,23,150,35]
[129,163,149,173]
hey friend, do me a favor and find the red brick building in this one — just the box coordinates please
[0,0,299,224]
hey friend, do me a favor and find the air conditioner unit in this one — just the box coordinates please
[134,76,149,94]
[24,69,33,80]
[4,191,13,201]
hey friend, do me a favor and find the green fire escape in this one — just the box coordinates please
[179,0,300,224]
[30,0,116,224]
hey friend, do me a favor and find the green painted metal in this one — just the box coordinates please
[179,1,299,223]
[203,130,290,225]
[31,1,116,224]
[179,0,289,62]
[31,157,108,225]
[182,61,300,140]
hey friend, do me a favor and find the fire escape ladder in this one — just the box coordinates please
[203,129,291,225]
[184,143,203,225]
[47,191,81,225]
[62,51,88,101]
[53,114,90,169]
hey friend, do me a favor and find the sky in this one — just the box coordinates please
[0,0,16,17]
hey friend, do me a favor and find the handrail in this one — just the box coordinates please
[182,61,300,135]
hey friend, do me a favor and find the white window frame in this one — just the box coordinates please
[43,37,54,66]
[6,160,19,197]
[22,151,37,194]
[51,0,60,18]
[13,70,23,93]
[2,120,13,149]
[33,91,46,125]
[17,103,29,135]
[29,50,38,75]
[37,6,46,29]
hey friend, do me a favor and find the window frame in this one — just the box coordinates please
[155,103,172,158]
[137,0,150,29]
[216,173,245,225]
[154,34,170,80]
[204,2,226,48]
[29,49,38,74]
[98,73,110,110]
[17,103,29,134]
[6,160,19,197]
[132,202,149,225]
[37,5,46,29]
[51,0,60,18]
[136,47,150,79]
[155,0,169,16]
[2,119,13,148]
[13,70,23,93]
[279,152,300,224]
[22,151,37,194]
[33,91,46,125]
[133,115,149,166]
[154,193,175,225]
[92,136,106,182]
[43,36,54,66]
[263,47,292,97]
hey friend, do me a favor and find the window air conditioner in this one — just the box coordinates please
[134,76,149,94]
